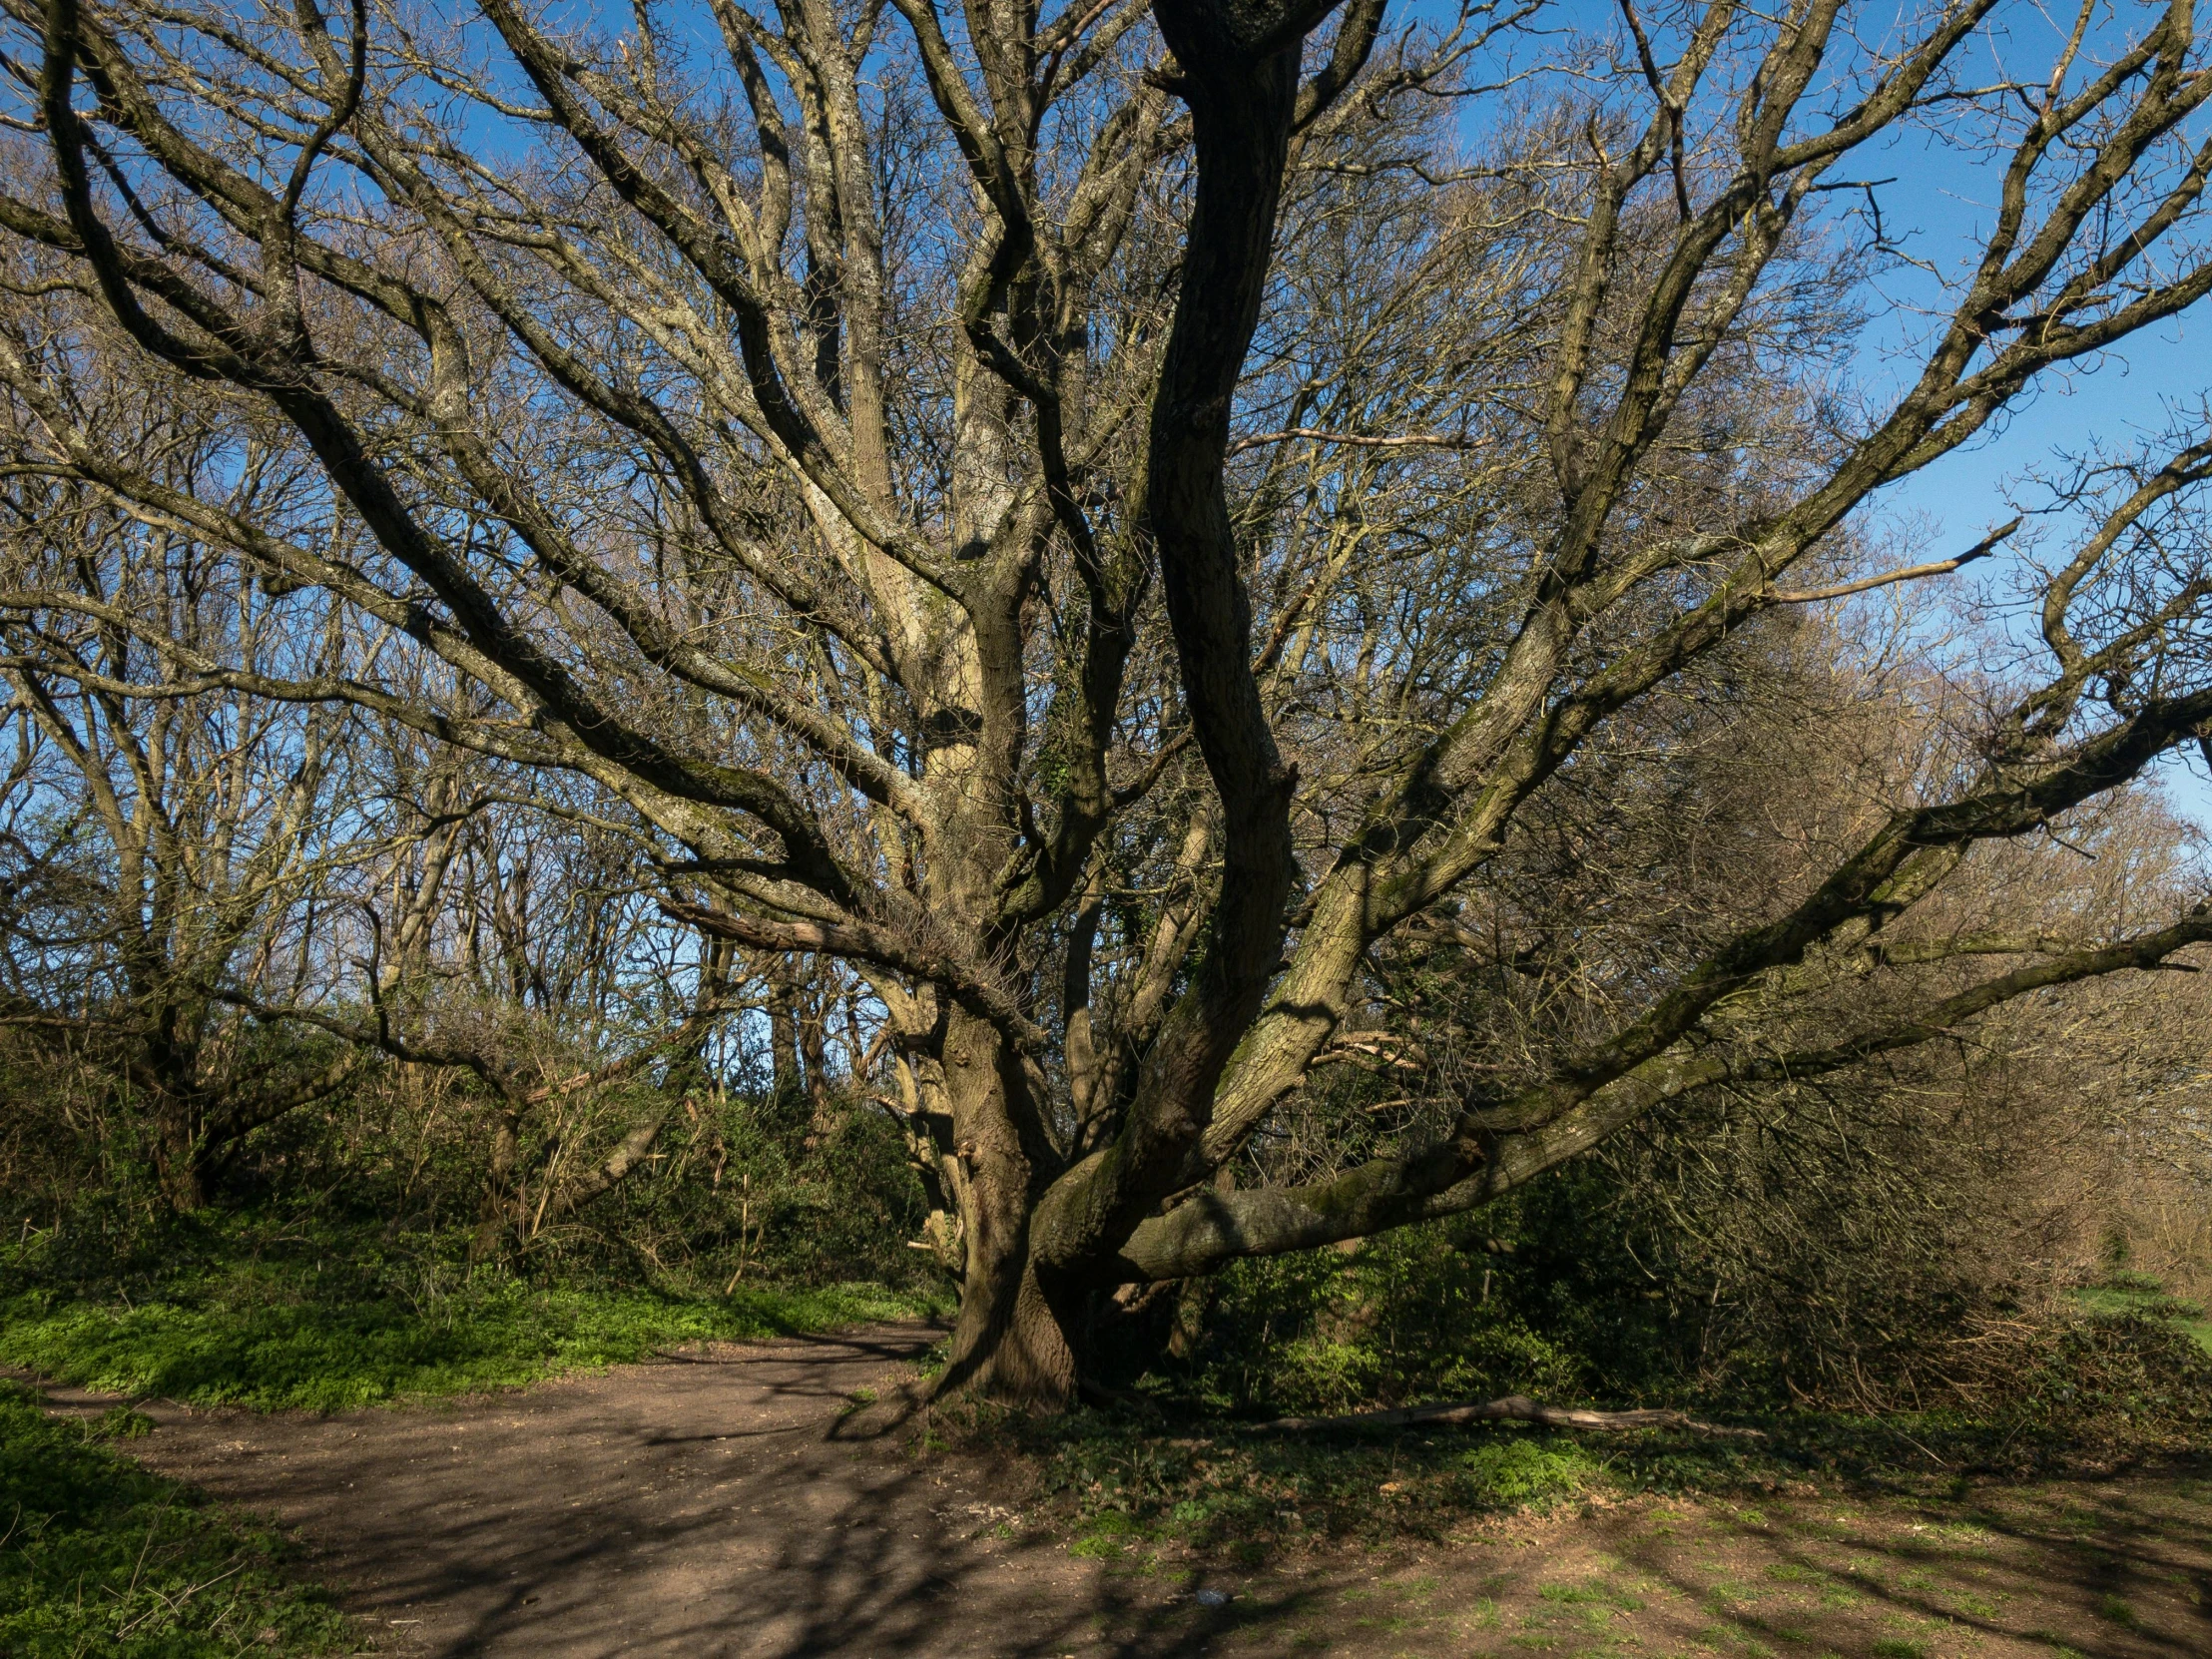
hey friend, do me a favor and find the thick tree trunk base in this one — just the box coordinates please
[155,1166,209,1214]
[1253,1394,1766,1437]
[933,1263,1078,1409]
[153,1143,210,1214]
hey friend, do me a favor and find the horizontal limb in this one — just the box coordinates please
[1249,1393,1764,1437]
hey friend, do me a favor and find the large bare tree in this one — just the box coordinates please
[4,0,2212,1402]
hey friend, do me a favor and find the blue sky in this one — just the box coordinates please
[1863,191,2212,820]
[1509,1,2212,823]
[1837,23,2212,825]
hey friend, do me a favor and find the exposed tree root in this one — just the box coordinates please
[1251,1393,1767,1437]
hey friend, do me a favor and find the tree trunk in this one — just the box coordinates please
[141,1032,213,1214]
[939,1249,1078,1407]
[930,1009,1079,1407]
[801,978,838,1148]
[150,1093,210,1213]
[766,957,803,1101]
[472,1105,521,1261]
[1169,1275,1216,1362]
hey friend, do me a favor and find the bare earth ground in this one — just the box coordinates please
[34,1323,2212,1658]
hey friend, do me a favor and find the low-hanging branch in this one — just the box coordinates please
[1249,1394,1767,1438]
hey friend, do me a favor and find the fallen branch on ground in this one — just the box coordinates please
[1250,1393,1767,1437]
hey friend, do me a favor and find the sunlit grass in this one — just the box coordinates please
[0,1381,353,1657]
[2071,1272,2212,1357]
[0,1208,944,1412]
[0,1274,935,1410]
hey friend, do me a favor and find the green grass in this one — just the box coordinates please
[0,1203,944,1412]
[0,1274,937,1411]
[0,1380,354,1656]
[2071,1272,2212,1358]
[973,1407,1629,1558]
[2091,1592,2139,1627]
[951,1337,2212,1569]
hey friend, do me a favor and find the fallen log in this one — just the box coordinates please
[1250,1393,1766,1438]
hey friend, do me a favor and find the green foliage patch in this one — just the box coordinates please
[971,1404,1610,1558]
[1133,1197,2212,1466]
[960,1299,2212,1566]
[0,1380,353,1657]
[1163,1221,1588,1416]
[0,1208,942,1412]
[2071,1271,2212,1358]
[0,1274,930,1412]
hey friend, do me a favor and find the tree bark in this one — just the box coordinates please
[472,1105,521,1261]
[767,959,803,1101]
[140,1029,212,1213]
[1252,1394,1767,1437]
[149,1090,209,1213]
[933,1009,1079,1406]
[939,1252,1078,1407]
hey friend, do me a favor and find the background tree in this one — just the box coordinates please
[0,411,373,1209]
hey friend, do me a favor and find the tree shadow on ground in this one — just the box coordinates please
[1611,1468,2212,1659]
[31,1336,2212,1658]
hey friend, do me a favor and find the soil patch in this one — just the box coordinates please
[31,1326,2212,1657]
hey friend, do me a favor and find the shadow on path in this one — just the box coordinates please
[40,1324,1241,1658]
[36,1337,2212,1658]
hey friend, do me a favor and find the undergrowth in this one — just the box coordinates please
[933,1300,2212,1565]
[1015,1413,1603,1561]
[2073,1270,2212,1357]
[0,1208,944,1410]
[946,1391,2212,1566]
[0,1275,932,1411]
[0,1380,355,1656]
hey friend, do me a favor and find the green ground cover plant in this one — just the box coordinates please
[1027,1411,1606,1552]
[0,1071,951,1411]
[0,1203,944,1411]
[0,1380,354,1657]
[2073,1270,2212,1357]
[942,1280,2212,1567]
[0,1271,933,1411]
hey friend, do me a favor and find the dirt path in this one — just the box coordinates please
[38,1327,2212,1658]
[49,1324,1146,1657]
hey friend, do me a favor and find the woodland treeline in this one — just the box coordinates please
[0,0,2211,1416]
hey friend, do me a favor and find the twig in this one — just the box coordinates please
[1228,427,1485,455]
[1769,517,2022,604]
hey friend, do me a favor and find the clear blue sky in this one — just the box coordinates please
[1844,63,2212,825]
[1505,1,2212,823]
